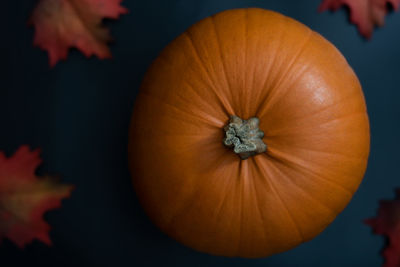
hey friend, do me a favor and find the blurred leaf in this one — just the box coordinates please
[319,0,400,39]
[365,189,400,267]
[0,146,73,248]
[29,0,128,67]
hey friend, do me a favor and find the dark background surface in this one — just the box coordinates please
[1,0,399,266]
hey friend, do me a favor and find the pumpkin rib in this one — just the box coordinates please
[210,160,240,257]
[245,10,282,117]
[266,111,367,138]
[298,88,364,119]
[268,148,356,190]
[248,158,269,248]
[164,152,232,229]
[265,155,355,215]
[264,159,338,241]
[163,176,209,231]
[139,91,223,128]
[258,65,313,119]
[214,163,237,221]
[209,16,233,113]
[247,10,265,107]
[308,110,368,129]
[260,87,365,128]
[257,63,312,119]
[255,158,305,242]
[255,29,312,118]
[235,160,245,255]
[252,156,305,254]
[180,78,227,124]
[242,9,248,118]
[265,157,337,215]
[246,10,261,119]
[266,150,355,195]
[280,143,368,161]
[253,157,305,242]
[183,32,233,117]
[269,131,368,164]
[267,128,366,139]
[156,54,230,121]
[255,31,283,116]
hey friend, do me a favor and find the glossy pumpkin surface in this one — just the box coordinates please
[128,8,370,258]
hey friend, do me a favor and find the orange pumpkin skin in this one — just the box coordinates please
[128,8,370,258]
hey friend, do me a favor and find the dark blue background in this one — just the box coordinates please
[2,0,399,266]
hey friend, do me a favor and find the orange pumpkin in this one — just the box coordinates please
[128,8,370,258]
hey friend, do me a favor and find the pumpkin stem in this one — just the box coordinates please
[223,115,267,160]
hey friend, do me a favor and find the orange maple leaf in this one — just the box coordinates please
[319,0,400,39]
[0,146,73,247]
[30,0,128,67]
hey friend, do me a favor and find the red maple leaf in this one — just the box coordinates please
[365,189,400,267]
[319,0,400,39]
[29,0,128,67]
[0,146,73,248]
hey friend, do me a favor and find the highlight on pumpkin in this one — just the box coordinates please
[128,8,370,258]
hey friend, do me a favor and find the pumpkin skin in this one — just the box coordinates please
[128,8,370,258]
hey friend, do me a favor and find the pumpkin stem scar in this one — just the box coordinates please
[223,115,267,160]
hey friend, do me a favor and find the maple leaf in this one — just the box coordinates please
[0,146,73,248]
[29,0,128,67]
[319,0,400,39]
[365,189,400,267]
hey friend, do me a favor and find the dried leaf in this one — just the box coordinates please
[0,146,73,247]
[319,0,400,38]
[365,189,400,267]
[30,0,128,67]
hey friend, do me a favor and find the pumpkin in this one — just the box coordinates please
[128,8,370,258]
